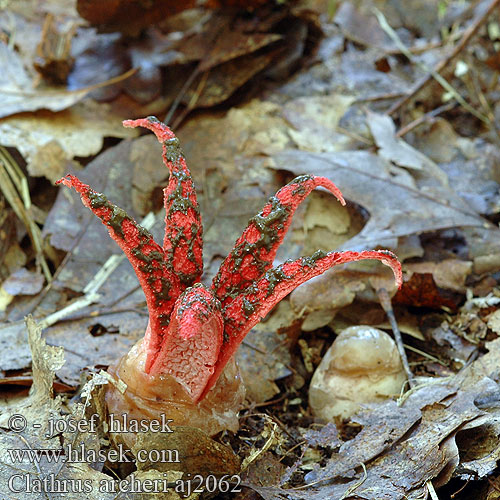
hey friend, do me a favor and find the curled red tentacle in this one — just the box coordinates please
[211,174,345,308]
[58,116,404,406]
[56,174,182,371]
[202,249,402,399]
[123,117,203,287]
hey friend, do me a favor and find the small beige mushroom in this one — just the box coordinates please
[309,326,406,420]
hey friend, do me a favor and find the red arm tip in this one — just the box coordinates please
[122,116,175,142]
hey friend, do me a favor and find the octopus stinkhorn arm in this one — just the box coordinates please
[57,115,403,413]
[123,117,203,288]
[204,249,402,399]
[55,174,182,370]
[211,174,345,309]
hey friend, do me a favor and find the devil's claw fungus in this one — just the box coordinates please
[309,326,407,421]
[57,116,402,437]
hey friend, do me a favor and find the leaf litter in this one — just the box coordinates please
[1,0,500,498]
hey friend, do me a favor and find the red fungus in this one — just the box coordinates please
[57,116,402,408]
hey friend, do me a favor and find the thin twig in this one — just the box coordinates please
[172,69,210,130]
[403,343,447,367]
[427,480,440,500]
[385,0,500,117]
[38,213,156,330]
[395,102,456,138]
[339,463,368,500]
[397,376,454,406]
[378,288,415,388]
[0,147,51,281]
[375,8,490,124]
[240,415,278,472]
[164,65,201,125]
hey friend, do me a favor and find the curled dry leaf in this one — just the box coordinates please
[76,0,195,36]
[272,149,492,251]
[366,110,449,186]
[0,100,139,181]
[2,268,44,296]
[0,42,90,118]
[133,426,240,476]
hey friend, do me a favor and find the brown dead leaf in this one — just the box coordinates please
[33,13,76,85]
[0,318,117,499]
[247,378,490,499]
[0,100,138,181]
[334,2,397,51]
[130,135,170,214]
[272,149,493,251]
[406,259,472,292]
[2,268,44,296]
[44,312,145,387]
[24,315,65,405]
[0,42,90,118]
[7,0,79,20]
[184,48,281,108]
[394,272,462,311]
[486,310,500,334]
[331,301,424,341]
[283,94,355,153]
[248,337,500,499]
[199,29,282,72]
[237,325,292,403]
[68,30,131,102]
[0,321,32,371]
[299,191,366,259]
[0,212,27,282]
[133,426,240,476]
[291,269,367,331]
[76,0,195,36]
[206,0,269,7]
[367,110,449,185]
[302,422,341,449]
[0,12,42,69]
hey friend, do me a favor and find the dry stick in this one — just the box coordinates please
[27,202,100,315]
[172,69,210,130]
[427,480,441,500]
[37,212,156,330]
[378,288,416,389]
[376,8,490,125]
[386,0,500,117]
[163,64,201,125]
[0,147,51,281]
[395,102,456,138]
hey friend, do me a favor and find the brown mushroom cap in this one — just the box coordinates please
[309,326,406,420]
[329,326,404,376]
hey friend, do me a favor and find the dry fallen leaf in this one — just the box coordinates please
[237,325,292,403]
[0,42,90,118]
[271,149,494,251]
[0,100,138,181]
[246,378,494,499]
[0,318,117,499]
[366,110,449,185]
[76,0,195,36]
[334,2,397,51]
[133,426,240,476]
[2,268,44,296]
[283,94,356,153]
